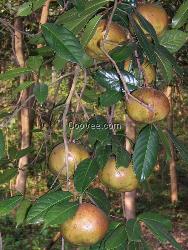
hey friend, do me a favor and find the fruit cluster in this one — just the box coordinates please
[48,3,171,247]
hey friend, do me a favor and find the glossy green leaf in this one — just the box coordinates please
[133,125,160,182]
[159,30,187,53]
[172,0,188,29]
[26,191,73,223]
[0,168,17,185]
[156,50,173,83]
[88,116,111,142]
[132,19,156,64]
[94,69,138,93]
[74,159,100,193]
[94,144,111,169]
[104,224,128,249]
[33,83,48,104]
[17,1,32,16]
[156,127,171,161]
[110,43,135,63]
[0,68,32,80]
[112,144,131,167]
[135,12,159,45]
[167,130,188,163]
[126,219,142,242]
[0,130,5,160]
[87,188,110,214]
[42,23,86,67]
[0,196,23,216]
[100,90,123,107]
[138,213,182,249]
[44,202,78,226]
[52,55,67,72]
[81,15,102,47]
[16,199,32,226]
[27,56,43,71]
[56,0,112,34]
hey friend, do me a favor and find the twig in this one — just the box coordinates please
[44,232,61,250]
[63,66,80,190]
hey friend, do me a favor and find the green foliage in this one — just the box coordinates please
[172,0,188,29]
[0,130,5,160]
[16,199,32,226]
[0,196,23,217]
[27,56,43,72]
[99,90,123,107]
[33,83,48,104]
[159,30,187,53]
[74,159,100,193]
[26,191,73,224]
[0,168,17,185]
[133,125,160,182]
[126,219,142,242]
[86,188,111,215]
[0,68,32,80]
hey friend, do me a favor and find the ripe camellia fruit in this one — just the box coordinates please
[126,87,170,123]
[61,203,109,246]
[86,20,129,61]
[99,158,138,192]
[48,143,89,178]
[134,3,168,36]
[124,59,156,85]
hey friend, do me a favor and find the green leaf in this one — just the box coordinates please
[56,0,112,34]
[167,130,188,163]
[128,241,150,250]
[17,1,32,16]
[100,90,123,107]
[26,191,73,224]
[44,202,78,226]
[82,88,99,103]
[81,15,102,47]
[87,188,110,214]
[88,116,111,142]
[52,55,67,72]
[0,130,5,160]
[32,0,46,11]
[156,127,171,161]
[0,68,32,80]
[74,159,100,193]
[13,147,33,160]
[16,199,32,226]
[94,144,111,169]
[14,81,34,94]
[132,19,156,64]
[172,0,188,29]
[155,50,173,83]
[42,23,86,67]
[0,168,17,185]
[27,56,43,71]
[104,224,128,249]
[112,143,131,167]
[110,43,135,63]
[159,30,188,53]
[134,12,159,45]
[33,83,48,104]
[94,69,138,93]
[126,219,142,242]
[138,213,182,249]
[133,125,160,182]
[0,196,23,216]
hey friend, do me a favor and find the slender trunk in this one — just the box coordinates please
[123,116,136,220]
[166,86,178,204]
[0,232,2,250]
[39,0,51,26]
[14,17,30,195]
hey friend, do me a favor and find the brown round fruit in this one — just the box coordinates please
[134,3,168,36]
[99,158,138,192]
[86,20,129,61]
[126,87,170,123]
[124,59,156,85]
[60,203,109,246]
[48,143,89,178]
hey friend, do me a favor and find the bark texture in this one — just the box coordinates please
[14,17,30,195]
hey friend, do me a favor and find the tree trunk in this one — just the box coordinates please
[123,116,136,220]
[166,86,178,204]
[14,17,30,195]
[39,0,51,26]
